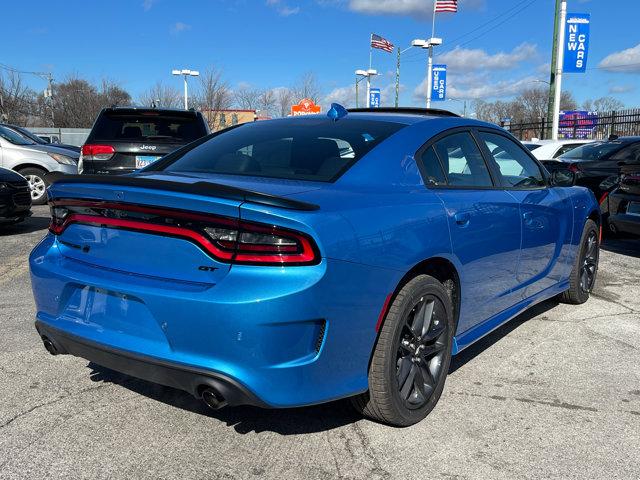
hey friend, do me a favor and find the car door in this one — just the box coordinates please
[477,129,573,300]
[419,130,522,334]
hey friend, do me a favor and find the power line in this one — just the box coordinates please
[403,0,540,64]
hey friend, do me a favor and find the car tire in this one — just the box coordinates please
[351,274,454,427]
[18,167,49,205]
[560,219,599,305]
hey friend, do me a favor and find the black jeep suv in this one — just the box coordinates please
[80,107,209,175]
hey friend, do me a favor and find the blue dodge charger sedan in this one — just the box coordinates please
[30,106,599,426]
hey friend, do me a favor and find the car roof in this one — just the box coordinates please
[102,106,200,115]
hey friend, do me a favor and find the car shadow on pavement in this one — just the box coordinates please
[601,236,640,259]
[84,297,562,434]
[0,215,50,236]
[86,363,361,434]
[449,297,560,374]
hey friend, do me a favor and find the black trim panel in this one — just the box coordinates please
[35,321,268,408]
[45,172,320,212]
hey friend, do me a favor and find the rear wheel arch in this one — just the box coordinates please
[376,256,461,342]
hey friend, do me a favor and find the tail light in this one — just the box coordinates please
[81,144,115,161]
[568,163,581,174]
[48,200,319,266]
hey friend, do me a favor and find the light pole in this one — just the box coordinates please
[448,98,467,117]
[394,39,427,107]
[422,37,443,109]
[355,69,378,108]
[172,68,200,109]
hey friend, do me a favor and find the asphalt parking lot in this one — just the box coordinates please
[1,206,639,480]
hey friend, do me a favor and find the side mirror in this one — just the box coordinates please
[551,169,576,187]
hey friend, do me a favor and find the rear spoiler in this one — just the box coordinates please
[45,173,320,212]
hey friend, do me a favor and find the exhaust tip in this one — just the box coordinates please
[42,337,58,355]
[201,388,228,410]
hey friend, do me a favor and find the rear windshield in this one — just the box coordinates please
[155,117,405,182]
[90,111,207,143]
[558,141,625,161]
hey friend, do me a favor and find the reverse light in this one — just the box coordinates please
[48,200,319,266]
[81,144,115,161]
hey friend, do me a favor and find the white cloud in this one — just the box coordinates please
[437,43,537,72]
[170,22,191,34]
[345,0,484,17]
[142,0,156,11]
[414,71,540,100]
[609,84,635,94]
[599,43,640,73]
[266,0,300,16]
[323,82,401,108]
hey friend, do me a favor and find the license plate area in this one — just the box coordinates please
[135,155,159,168]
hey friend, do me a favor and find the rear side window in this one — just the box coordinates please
[479,132,545,188]
[432,132,493,187]
[555,143,584,157]
[420,146,447,185]
[157,118,405,182]
[90,111,208,143]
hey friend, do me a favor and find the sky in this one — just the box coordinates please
[3,0,640,115]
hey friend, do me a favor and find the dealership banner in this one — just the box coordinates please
[559,110,598,139]
[431,65,447,102]
[369,88,381,108]
[563,13,590,73]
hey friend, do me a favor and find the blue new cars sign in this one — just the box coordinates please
[431,65,447,102]
[563,13,590,73]
[369,88,381,108]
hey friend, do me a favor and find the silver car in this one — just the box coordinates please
[0,125,78,204]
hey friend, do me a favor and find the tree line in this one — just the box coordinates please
[0,66,628,128]
[0,68,321,128]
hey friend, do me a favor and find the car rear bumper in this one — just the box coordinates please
[609,213,640,236]
[35,320,267,407]
[30,234,397,407]
[0,187,32,221]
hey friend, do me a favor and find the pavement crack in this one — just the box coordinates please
[0,383,111,431]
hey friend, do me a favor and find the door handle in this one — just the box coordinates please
[455,212,470,226]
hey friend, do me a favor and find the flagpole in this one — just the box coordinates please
[368,34,374,107]
[369,33,373,70]
[426,0,437,108]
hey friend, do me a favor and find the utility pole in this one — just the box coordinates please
[546,0,567,140]
[47,73,54,127]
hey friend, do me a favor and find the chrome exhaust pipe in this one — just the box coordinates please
[202,388,228,410]
[42,337,58,355]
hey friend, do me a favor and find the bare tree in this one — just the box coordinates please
[0,71,37,125]
[100,79,131,107]
[139,81,181,108]
[194,67,232,127]
[257,89,277,117]
[583,96,625,113]
[474,89,578,123]
[292,72,321,103]
[234,84,261,110]
[275,87,294,117]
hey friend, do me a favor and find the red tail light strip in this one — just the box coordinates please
[49,200,319,266]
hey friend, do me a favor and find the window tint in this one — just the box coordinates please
[479,132,545,188]
[611,142,640,164]
[158,118,405,182]
[91,112,208,143]
[558,141,625,160]
[420,146,447,185]
[554,143,584,158]
[432,132,493,187]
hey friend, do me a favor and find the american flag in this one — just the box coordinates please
[370,34,394,53]
[435,0,458,13]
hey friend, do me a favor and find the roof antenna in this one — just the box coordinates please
[327,103,348,121]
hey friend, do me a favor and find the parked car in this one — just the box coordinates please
[0,125,78,205]
[529,139,590,160]
[1,124,81,153]
[541,136,640,198]
[522,142,542,151]
[600,165,640,236]
[30,106,599,427]
[0,167,31,224]
[79,107,210,175]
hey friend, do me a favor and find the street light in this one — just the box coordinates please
[172,68,200,109]
[448,98,468,117]
[421,37,443,109]
[355,69,378,108]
